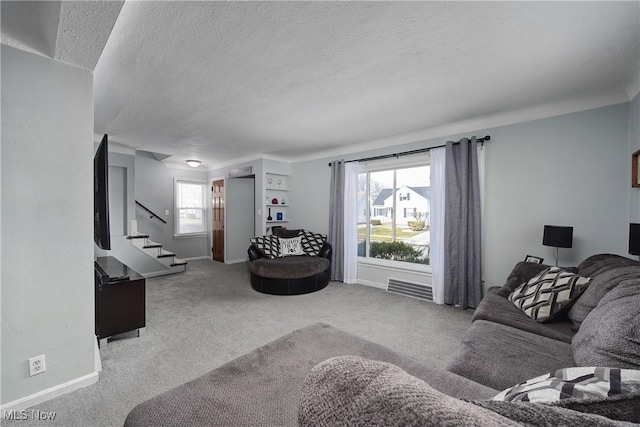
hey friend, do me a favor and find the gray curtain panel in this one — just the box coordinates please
[329,160,345,281]
[444,138,482,309]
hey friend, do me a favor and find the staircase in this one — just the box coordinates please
[126,233,187,274]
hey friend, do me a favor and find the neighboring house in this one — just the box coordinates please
[370,186,430,226]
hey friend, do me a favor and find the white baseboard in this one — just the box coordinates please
[183,256,210,261]
[0,371,99,413]
[94,339,102,373]
[225,258,248,264]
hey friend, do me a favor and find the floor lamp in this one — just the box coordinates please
[543,225,573,266]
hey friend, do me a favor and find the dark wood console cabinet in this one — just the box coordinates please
[95,256,145,348]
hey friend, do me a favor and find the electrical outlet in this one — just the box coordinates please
[29,354,46,376]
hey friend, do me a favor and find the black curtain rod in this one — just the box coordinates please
[328,135,491,166]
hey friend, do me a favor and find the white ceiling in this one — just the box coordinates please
[3,2,640,170]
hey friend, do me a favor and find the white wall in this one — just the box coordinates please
[1,46,96,405]
[290,102,632,289]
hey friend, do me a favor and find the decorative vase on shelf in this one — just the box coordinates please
[267,208,272,221]
[280,197,285,204]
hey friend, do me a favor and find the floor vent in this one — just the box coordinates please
[386,278,433,302]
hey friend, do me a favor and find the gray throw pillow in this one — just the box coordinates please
[496,261,551,297]
[273,228,302,238]
[572,278,640,370]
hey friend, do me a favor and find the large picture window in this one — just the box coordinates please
[175,180,206,236]
[357,162,430,265]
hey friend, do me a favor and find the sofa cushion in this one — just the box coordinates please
[278,236,305,257]
[572,278,640,370]
[473,288,575,343]
[299,356,520,427]
[248,256,330,279]
[492,367,640,403]
[508,267,590,322]
[568,264,640,328]
[576,253,638,278]
[249,235,280,259]
[474,397,639,426]
[496,261,552,297]
[300,356,631,427]
[446,320,575,391]
[300,230,327,256]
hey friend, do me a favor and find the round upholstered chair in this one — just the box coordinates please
[247,229,332,295]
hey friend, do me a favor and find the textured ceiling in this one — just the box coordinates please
[1,1,123,71]
[6,2,639,170]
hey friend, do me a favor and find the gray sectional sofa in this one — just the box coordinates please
[125,253,640,426]
[446,253,640,391]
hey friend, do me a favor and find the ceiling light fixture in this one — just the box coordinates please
[186,160,201,168]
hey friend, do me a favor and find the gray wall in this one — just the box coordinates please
[1,46,96,404]
[290,102,632,289]
[209,159,264,246]
[226,177,255,262]
[629,93,640,222]
[134,151,209,259]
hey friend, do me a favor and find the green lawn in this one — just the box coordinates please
[357,225,421,242]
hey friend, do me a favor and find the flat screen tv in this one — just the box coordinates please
[94,134,111,250]
[630,223,640,256]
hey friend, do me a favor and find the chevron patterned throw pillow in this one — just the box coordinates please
[300,231,327,256]
[250,235,280,259]
[508,266,591,322]
[492,367,640,402]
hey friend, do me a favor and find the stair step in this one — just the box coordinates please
[171,258,188,267]
[127,234,150,240]
[143,241,163,249]
[157,251,175,259]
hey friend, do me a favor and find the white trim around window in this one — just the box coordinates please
[174,178,207,238]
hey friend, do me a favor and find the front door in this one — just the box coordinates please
[212,179,225,262]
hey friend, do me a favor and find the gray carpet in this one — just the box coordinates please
[124,323,496,427]
[5,260,475,427]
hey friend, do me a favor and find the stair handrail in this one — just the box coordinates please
[135,200,167,224]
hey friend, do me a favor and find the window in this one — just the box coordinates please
[357,161,430,265]
[403,207,417,218]
[175,180,206,236]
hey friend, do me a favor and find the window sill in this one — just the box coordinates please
[357,257,431,274]
[174,233,208,240]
